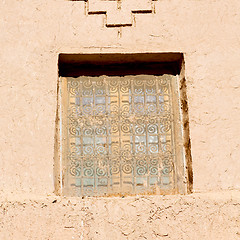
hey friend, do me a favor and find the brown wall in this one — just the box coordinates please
[0,0,240,239]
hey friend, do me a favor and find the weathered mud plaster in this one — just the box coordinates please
[1,0,239,194]
[0,191,240,240]
[1,0,240,238]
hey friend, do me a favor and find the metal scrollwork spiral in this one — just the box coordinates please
[70,161,81,176]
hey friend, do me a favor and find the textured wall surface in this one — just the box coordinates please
[0,0,239,194]
[0,0,240,238]
[0,191,240,239]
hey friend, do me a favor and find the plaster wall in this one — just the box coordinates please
[0,0,240,238]
[0,191,240,240]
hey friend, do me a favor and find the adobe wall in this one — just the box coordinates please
[0,191,240,239]
[0,0,240,239]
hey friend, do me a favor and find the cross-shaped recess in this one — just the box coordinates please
[72,0,156,27]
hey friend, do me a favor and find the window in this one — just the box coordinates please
[57,53,190,197]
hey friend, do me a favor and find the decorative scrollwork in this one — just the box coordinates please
[96,104,106,114]
[96,88,105,95]
[70,161,81,176]
[95,126,107,135]
[122,163,133,174]
[83,89,93,96]
[110,119,119,133]
[146,87,155,94]
[69,126,81,136]
[160,117,171,133]
[111,160,120,174]
[146,79,155,86]
[159,103,169,113]
[96,78,104,87]
[135,124,145,134]
[148,124,158,134]
[158,75,170,86]
[135,103,144,114]
[82,79,92,88]
[134,87,144,95]
[66,75,176,196]
[83,104,93,115]
[134,78,144,87]
[136,143,146,153]
[121,144,132,160]
[136,158,147,166]
[111,143,120,155]
[162,166,173,175]
[110,104,119,114]
[83,158,94,167]
[84,168,94,176]
[120,79,130,93]
[109,78,118,93]
[83,127,94,135]
[70,144,81,154]
[96,167,107,176]
[121,120,131,133]
[150,166,158,175]
[83,145,94,155]
[162,156,173,175]
[149,144,158,154]
[137,166,147,175]
[96,145,106,154]
[150,157,158,165]
[69,80,80,96]
[147,103,157,113]
[120,104,130,118]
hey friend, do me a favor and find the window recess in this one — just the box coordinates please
[56,53,192,197]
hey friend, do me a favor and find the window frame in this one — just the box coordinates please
[54,53,192,196]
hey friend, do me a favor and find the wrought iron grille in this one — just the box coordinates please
[61,75,177,196]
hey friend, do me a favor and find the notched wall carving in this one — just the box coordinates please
[71,0,157,27]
